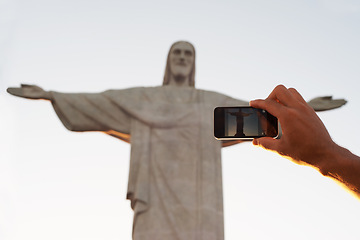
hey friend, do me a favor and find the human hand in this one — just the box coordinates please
[250,85,337,169]
[7,84,51,100]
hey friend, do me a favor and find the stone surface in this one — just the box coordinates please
[51,86,247,240]
[307,96,347,111]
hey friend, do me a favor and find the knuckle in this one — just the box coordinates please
[288,87,297,94]
[275,84,286,92]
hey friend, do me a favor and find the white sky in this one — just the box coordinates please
[1,0,360,239]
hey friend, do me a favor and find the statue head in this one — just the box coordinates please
[163,41,196,87]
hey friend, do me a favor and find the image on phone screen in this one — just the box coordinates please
[214,107,278,139]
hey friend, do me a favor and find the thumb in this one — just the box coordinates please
[253,137,279,152]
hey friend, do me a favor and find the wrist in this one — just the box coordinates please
[42,91,52,100]
[311,141,340,176]
[317,143,360,195]
[316,142,351,177]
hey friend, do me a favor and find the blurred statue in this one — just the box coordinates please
[7,41,346,240]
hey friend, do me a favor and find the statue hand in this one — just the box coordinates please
[307,96,347,112]
[7,84,51,100]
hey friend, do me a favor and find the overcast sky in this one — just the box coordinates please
[1,0,360,239]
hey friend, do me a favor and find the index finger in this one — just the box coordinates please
[267,85,299,107]
[250,98,286,119]
[288,87,308,105]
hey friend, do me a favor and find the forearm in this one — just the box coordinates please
[42,91,52,101]
[318,144,360,196]
[43,91,52,101]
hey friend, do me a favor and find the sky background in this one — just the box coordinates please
[1,0,360,239]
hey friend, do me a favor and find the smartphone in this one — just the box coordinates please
[214,106,278,140]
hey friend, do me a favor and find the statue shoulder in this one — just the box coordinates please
[104,86,147,96]
[103,86,166,103]
[199,89,248,106]
[198,88,228,98]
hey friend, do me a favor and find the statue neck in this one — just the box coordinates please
[167,75,189,87]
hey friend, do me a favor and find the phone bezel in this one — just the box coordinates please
[214,106,278,140]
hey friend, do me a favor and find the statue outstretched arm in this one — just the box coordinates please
[307,96,347,112]
[7,84,52,100]
[7,85,132,141]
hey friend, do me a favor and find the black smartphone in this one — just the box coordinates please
[214,106,278,140]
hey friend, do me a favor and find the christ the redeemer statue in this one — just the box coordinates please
[7,41,347,240]
[229,111,252,137]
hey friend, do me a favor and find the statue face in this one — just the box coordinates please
[169,42,194,80]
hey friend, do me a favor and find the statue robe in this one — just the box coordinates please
[50,85,247,240]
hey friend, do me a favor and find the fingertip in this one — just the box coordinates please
[249,99,263,108]
[274,84,287,92]
[288,87,307,104]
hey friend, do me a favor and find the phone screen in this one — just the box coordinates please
[214,107,278,139]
